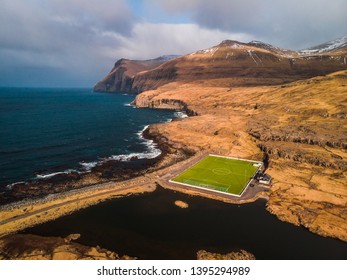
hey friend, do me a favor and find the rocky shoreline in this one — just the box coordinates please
[0,120,196,238]
[0,123,192,206]
[0,71,346,260]
[0,234,135,260]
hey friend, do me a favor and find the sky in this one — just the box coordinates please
[0,0,346,87]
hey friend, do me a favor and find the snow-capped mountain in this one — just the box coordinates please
[300,35,347,54]
[95,36,347,94]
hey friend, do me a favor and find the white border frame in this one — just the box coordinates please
[169,154,263,198]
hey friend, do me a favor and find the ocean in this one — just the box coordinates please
[0,87,177,190]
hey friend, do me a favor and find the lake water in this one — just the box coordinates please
[23,187,347,260]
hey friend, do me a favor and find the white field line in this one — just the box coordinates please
[170,154,263,198]
[239,163,263,196]
[209,154,263,165]
[239,178,253,197]
[171,154,210,180]
[169,179,242,197]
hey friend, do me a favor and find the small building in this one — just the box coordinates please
[256,172,272,185]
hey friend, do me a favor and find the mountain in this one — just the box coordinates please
[93,55,179,93]
[94,36,347,93]
[94,36,347,243]
[300,35,347,54]
[248,40,298,57]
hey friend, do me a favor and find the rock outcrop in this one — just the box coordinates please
[93,56,178,93]
[174,200,189,208]
[196,249,256,260]
[0,234,135,260]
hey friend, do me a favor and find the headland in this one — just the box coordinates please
[1,38,346,259]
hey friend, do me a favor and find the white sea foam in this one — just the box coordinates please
[137,125,149,138]
[79,161,99,171]
[30,125,161,182]
[124,103,135,108]
[36,169,76,179]
[5,181,25,190]
[106,125,161,162]
[174,111,188,118]
[107,148,161,162]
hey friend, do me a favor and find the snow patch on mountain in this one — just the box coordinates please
[248,40,296,58]
[156,55,180,61]
[300,36,347,54]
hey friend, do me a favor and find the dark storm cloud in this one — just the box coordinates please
[151,0,347,49]
[0,0,134,52]
[1,0,346,87]
[0,0,254,87]
[0,0,136,87]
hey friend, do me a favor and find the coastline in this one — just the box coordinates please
[0,121,267,239]
[1,75,346,244]
[0,114,183,205]
[0,116,189,237]
[0,149,268,238]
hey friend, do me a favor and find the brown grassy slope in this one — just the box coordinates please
[131,40,347,93]
[135,70,347,241]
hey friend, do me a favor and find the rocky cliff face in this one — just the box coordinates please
[95,37,347,94]
[93,56,178,93]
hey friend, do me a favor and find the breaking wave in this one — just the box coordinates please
[3,125,162,187]
[35,169,77,179]
[5,181,25,190]
[174,111,188,118]
[4,110,188,187]
[76,125,160,172]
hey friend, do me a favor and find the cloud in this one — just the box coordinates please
[0,0,253,87]
[0,0,135,87]
[1,0,346,87]
[150,0,347,49]
[47,0,135,35]
[109,23,253,59]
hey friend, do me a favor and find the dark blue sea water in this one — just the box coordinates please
[0,88,177,189]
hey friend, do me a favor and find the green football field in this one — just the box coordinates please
[171,155,262,196]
